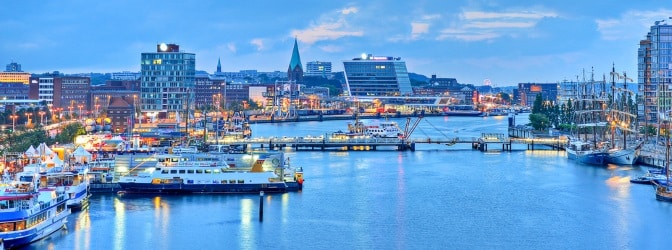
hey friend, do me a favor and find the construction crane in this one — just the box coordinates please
[402,116,423,139]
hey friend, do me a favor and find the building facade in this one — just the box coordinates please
[305,61,332,78]
[517,83,558,107]
[0,83,29,100]
[1,62,30,84]
[638,18,672,126]
[140,43,195,120]
[343,54,413,97]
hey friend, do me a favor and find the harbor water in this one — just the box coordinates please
[25,115,670,249]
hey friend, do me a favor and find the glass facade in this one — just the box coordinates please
[343,56,413,97]
[140,46,195,119]
[638,19,672,125]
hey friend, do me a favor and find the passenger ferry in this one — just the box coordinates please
[41,166,91,211]
[347,118,403,138]
[0,171,70,249]
[117,153,303,194]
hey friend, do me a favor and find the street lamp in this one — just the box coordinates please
[95,96,100,116]
[78,104,83,120]
[25,113,32,125]
[10,114,17,132]
[68,106,74,120]
[39,111,45,125]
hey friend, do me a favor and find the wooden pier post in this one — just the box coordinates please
[259,191,264,222]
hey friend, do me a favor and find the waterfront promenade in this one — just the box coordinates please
[27,114,671,250]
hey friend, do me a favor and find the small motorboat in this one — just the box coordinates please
[630,173,666,185]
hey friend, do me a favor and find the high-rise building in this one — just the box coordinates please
[305,61,332,78]
[6,62,21,72]
[287,38,303,83]
[1,61,30,84]
[342,54,412,96]
[140,43,195,120]
[638,18,672,126]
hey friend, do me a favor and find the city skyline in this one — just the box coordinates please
[1,0,670,86]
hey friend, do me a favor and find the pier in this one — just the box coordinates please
[205,133,567,152]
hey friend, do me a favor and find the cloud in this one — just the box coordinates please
[318,45,343,53]
[227,43,236,53]
[291,6,364,44]
[464,21,536,29]
[340,7,358,15]
[437,28,500,41]
[462,11,558,20]
[438,9,558,41]
[250,39,264,51]
[411,22,430,39]
[596,9,672,41]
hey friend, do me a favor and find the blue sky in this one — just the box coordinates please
[1,0,671,86]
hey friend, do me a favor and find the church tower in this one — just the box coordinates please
[287,38,303,83]
[216,58,222,73]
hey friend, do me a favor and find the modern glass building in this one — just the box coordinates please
[140,43,195,120]
[638,18,672,126]
[343,54,413,97]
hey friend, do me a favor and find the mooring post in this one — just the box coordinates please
[259,191,264,222]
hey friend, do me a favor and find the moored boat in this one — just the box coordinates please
[0,171,70,249]
[117,153,303,194]
[566,140,608,166]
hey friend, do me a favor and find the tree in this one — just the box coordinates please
[529,113,550,131]
[532,94,543,114]
[499,92,511,105]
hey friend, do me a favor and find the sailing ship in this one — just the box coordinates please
[605,67,642,165]
[566,69,609,165]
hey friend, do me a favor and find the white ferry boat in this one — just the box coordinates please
[117,153,303,194]
[347,119,403,138]
[0,171,70,249]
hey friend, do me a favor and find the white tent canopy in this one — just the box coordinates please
[37,142,55,158]
[72,146,92,163]
[25,145,39,157]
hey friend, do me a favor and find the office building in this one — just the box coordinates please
[140,43,195,120]
[638,18,672,126]
[343,54,413,96]
[517,83,558,107]
[305,61,332,78]
[1,61,30,84]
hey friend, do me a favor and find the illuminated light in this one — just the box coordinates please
[159,43,168,51]
[361,53,367,59]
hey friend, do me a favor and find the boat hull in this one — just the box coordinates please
[118,182,289,194]
[575,152,609,165]
[606,148,638,165]
[443,111,483,117]
[0,207,69,249]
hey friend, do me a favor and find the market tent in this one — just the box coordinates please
[72,146,92,163]
[25,145,39,157]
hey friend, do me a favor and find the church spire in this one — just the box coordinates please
[216,57,222,73]
[287,37,303,82]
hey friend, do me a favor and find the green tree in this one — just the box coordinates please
[532,94,543,114]
[529,113,550,131]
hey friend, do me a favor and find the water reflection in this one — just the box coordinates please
[239,198,254,250]
[113,197,126,250]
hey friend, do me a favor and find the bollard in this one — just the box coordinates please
[259,191,264,222]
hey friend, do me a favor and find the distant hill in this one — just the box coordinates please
[409,72,429,86]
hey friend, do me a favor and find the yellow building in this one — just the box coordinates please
[0,72,30,84]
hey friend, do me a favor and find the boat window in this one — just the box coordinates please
[179,170,186,174]
[213,169,221,174]
[15,220,25,230]
[170,170,177,174]
[187,170,194,174]
[171,158,179,162]
[0,200,7,209]
[196,169,203,174]
[162,170,169,174]
[158,158,165,163]
[229,179,236,183]
[205,169,212,174]
[0,222,16,231]
[237,179,244,184]
[221,180,227,184]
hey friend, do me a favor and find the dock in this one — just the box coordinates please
[206,133,567,152]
